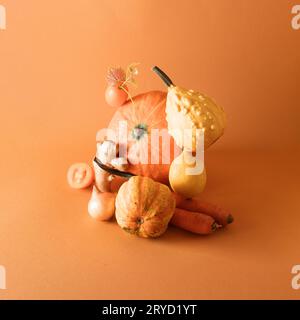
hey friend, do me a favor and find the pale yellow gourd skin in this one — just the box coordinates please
[115,176,175,238]
[169,151,207,198]
[166,86,226,151]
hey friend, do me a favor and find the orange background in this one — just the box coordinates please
[0,0,300,299]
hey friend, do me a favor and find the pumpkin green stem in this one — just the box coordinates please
[132,123,148,140]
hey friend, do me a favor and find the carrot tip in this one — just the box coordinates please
[227,214,234,224]
[211,222,218,232]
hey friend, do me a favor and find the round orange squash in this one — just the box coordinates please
[105,91,178,184]
[115,176,176,238]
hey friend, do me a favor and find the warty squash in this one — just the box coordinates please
[152,66,226,152]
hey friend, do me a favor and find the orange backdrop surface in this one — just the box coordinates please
[0,0,300,299]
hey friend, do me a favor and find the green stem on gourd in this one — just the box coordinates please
[152,66,174,87]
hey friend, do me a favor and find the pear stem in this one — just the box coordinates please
[152,66,174,87]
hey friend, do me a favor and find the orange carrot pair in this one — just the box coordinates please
[171,194,234,235]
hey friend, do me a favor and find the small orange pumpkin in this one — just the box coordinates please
[115,176,175,238]
[105,91,178,185]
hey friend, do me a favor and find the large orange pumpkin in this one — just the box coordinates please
[105,91,178,184]
[115,176,176,238]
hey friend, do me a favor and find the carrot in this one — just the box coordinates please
[174,194,234,227]
[171,208,217,235]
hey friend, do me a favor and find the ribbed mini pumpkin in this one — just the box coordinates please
[115,176,175,238]
[106,91,177,185]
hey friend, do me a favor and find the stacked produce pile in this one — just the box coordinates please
[67,65,233,238]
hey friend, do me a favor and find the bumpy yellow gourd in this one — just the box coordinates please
[153,66,226,152]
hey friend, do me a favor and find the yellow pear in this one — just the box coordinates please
[169,150,206,198]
